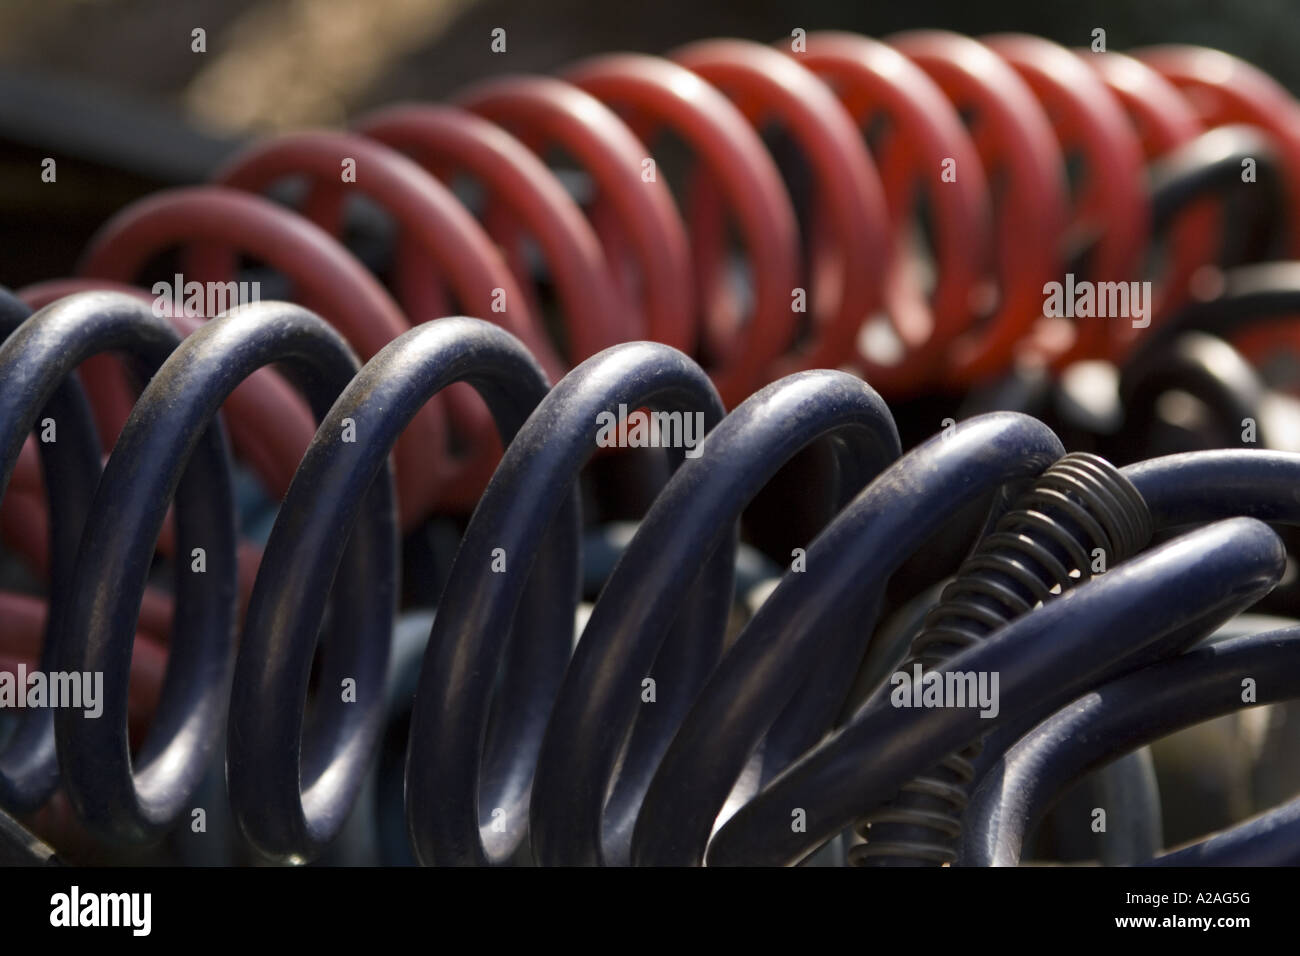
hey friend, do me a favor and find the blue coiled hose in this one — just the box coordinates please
[630,412,1067,866]
[702,517,1285,866]
[403,341,725,865]
[529,368,901,866]
[961,626,1300,866]
[4,291,1299,867]
[0,289,104,813]
[0,291,226,836]
[231,315,554,862]
[56,297,359,844]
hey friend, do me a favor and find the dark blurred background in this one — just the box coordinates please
[1,0,1298,287]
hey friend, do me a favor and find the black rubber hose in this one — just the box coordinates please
[1148,124,1282,245]
[1129,262,1300,366]
[1115,332,1270,459]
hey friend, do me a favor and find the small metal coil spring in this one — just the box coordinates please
[849,451,1152,866]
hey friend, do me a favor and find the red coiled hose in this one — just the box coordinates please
[36,32,1299,522]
